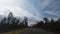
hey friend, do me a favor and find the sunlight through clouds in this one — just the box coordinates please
[0,0,35,18]
[0,0,60,25]
[10,7,35,17]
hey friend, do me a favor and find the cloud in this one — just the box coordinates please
[10,7,35,17]
[0,6,35,17]
[0,0,60,19]
[27,0,60,18]
[42,0,60,18]
[0,0,34,17]
[0,0,41,23]
[0,0,60,25]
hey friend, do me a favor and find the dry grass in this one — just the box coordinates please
[0,28,25,34]
[0,28,56,34]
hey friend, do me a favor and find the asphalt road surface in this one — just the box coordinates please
[20,28,55,34]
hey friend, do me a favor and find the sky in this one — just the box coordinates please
[0,0,60,20]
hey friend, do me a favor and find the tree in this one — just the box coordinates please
[32,20,45,28]
[50,19,55,23]
[43,18,49,24]
[24,17,28,27]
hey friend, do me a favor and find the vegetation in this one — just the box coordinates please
[0,12,28,33]
[0,12,60,33]
[33,18,60,32]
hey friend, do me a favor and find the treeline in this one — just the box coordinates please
[0,12,60,33]
[0,12,28,32]
[33,18,60,32]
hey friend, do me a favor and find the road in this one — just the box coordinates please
[20,28,55,34]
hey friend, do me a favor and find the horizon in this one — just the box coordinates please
[0,0,60,34]
[0,0,59,26]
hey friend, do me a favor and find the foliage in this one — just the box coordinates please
[0,12,28,32]
[33,18,60,32]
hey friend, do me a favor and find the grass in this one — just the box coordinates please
[0,28,56,34]
[0,28,25,34]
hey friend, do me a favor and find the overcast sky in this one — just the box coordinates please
[0,0,60,20]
